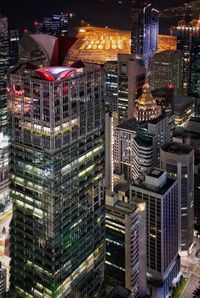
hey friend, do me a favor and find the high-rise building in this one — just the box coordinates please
[133,83,161,122]
[160,142,194,255]
[117,54,145,122]
[130,168,180,298]
[9,29,20,68]
[138,115,171,167]
[150,50,183,95]
[105,61,118,113]
[131,3,159,66]
[113,119,154,181]
[0,15,10,223]
[0,15,9,132]
[8,64,105,297]
[34,13,73,36]
[171,18,200,97]
[105,190,147,297]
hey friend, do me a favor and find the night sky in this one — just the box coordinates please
[1,0,184,34]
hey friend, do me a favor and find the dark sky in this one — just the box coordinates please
[1,0,184,34]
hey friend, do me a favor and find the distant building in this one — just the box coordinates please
[105,190,147,297]
[160,142,194,255]
[67,26,131,64]
[174,95,195,127]
[171,18,200,97]
[34,13,73,36]
[150,50,183,95]
[157,35,177,53]
[130,168,180,298]
[131,3,159,66]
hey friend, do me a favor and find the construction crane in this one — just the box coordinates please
[160,0,200,19]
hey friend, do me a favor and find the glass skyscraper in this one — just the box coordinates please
[8,65,105,297]
[131,3,159,67]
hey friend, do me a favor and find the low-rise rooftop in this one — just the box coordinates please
[162,142,193,155]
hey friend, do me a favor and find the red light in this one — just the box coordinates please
[24,28,29,33]
[34,21,38,26]
[168,84,174,89]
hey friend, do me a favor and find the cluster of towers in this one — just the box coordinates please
[0,1,199,297]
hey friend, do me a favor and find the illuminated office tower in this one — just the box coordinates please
[34,13,73,36]
[117,54,145,122]
[131,3,159,66]
[8,64,105,297]
[130,169,180,298]
[171,18,200,97]
[150,50,183,95]
[105,191,147,297]
[160,142,194,255]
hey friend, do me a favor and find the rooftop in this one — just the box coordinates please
[161,142,193,155]
[148,168,165,179]
[117,118,137,132]
[132,175,176,196]
[33,66,76,81]
[174,95,195,112]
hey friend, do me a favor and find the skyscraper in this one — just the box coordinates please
[160,142,194,255]
[130,168,180,297]
[8,63,105,297]
[0,15,10,220]
[150,50,183,95]
[131,2,159,67]
[113,119,154,181]
[105,190,147,297]
[117,54,145,122]
[171,18,200,97]
[0,15,9,132]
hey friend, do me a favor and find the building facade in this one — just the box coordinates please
[130,168,180,298]
[8,65,105,297]
[131,3,159,67]
[160,142,194,255]
[171,18,200,97]
[117,54,145,122]
[105,192,147,297]
[150,50,183,95]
